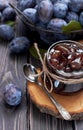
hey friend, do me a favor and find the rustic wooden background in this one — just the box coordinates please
[0,0,82,130]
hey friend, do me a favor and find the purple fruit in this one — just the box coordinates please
[53,2,68,18]
[23,8,37,24]
[2,7,16,22]
[69,0,83,13]
[37,0,53,23]
[0,24,15,41]
[47,18,67,32]
[4,83,22,106]
[17,0,36,11]
[9,36,31,53]
[65,11,78,23]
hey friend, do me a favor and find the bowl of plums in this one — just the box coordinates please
[10,0,83,94]
[45,40,83,95]
[15,0,83,46]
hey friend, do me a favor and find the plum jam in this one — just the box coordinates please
[47,40,83,78]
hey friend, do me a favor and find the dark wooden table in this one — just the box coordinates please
[0,0,83,130]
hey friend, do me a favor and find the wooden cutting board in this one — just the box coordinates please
[27,69,83,120]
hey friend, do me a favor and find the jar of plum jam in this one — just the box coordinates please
[46,40,83,94]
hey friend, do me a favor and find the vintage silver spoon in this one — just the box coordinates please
[23,63,71,120]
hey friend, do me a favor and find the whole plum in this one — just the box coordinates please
[4,83,22,106]
[9,36,31,54]
[79,12,83,26]
[53,2,68,18]
[0,24,15,41]
[69,0,83,13]
[2,7,16,22]
[23,8,37,24]
[47,18,67,33]
[37,0,53,23]
[65,11,78,23]
[17,0,36,11]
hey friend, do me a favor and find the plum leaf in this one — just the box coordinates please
[62,20,82,34]
[5,20,16,26]
[29,46,46,59]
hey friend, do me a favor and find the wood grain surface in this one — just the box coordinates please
[0,0,83,130]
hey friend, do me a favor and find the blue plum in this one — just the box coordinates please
[47,18,67,33]
[69,0,83,13]
[53,2,68,18]
[37,0,53,23]
[9,36,31,54]
[4,83,22,106]
[0,24,15,40]
[17,0,36,11]
[23,8,37,24]
[2,7,16,22]
[65,11,78,23]
[47,18,69,41]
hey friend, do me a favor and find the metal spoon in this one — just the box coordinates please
[23,63,71,120]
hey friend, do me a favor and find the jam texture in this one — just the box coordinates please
[47,41,83,78]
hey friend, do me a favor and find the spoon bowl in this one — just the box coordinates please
[23,63,38,83]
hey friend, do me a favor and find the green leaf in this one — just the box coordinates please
[5,21,16,26]
[62,20,82,34]
[29,46,47,59]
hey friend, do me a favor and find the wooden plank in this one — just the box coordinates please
[74,120,83,130]
[0,1,28,130]
[0,40,28,130]
[28,101,74,130]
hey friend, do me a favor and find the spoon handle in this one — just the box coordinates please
[37,82,71,120]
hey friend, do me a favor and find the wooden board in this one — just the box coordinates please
[27,70,83,120]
